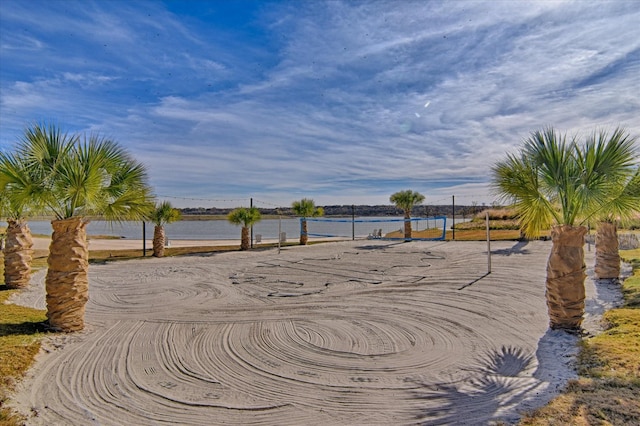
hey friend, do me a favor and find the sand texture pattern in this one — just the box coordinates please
[11,240,610,425]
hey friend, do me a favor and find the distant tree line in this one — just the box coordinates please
[179,204,489,218]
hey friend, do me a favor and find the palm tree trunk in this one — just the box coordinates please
[46,217,89,332]
[595,221,620,280]
[546,225,587,331]
[153,225,165,257]
[3,219,34,289]
[300,219,308,245]
[404,211,412,240]
[241,226,249,250]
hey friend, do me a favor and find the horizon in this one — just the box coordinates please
[1,0,639,208]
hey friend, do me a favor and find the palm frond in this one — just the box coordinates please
[147,201,181,226]
[491,151,557,237]
[7,123,152,222]
[491,126,638,235]
[292,198,323,217]
[227,207,261,228]
[389,190,425,215]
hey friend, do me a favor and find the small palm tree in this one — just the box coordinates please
[291,198,324,245]
[1,150,42,288]
[227,207,261,250]
[148,201,181,257]
[390,190,425,240]
[0,205,34,290]
[492,127,638,331]
[14,123,153,332]
[594,161,639,280]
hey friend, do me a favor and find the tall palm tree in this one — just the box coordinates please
[492,127,637,331]
[1,151,40,288]
[390,190,425,240]
[227,207,261,250]
[14,123,153,332]
[291,198,324,245]
[148,201,181,257]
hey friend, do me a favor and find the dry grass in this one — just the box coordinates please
[473,208,520,221]
[0,289,48,425]
[383,228,523,241]
[519,249,640,425]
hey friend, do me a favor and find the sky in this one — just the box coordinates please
[1,0,639,209]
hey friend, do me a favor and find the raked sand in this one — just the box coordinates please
[8,240,622,425]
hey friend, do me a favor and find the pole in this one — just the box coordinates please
[142,221,146,257]
[486,211,491,274]
[250,197,254,249]
[352,204,355,240]
[278,210,282,254]
[452,195,455,240]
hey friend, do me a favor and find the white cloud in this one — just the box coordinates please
[1,0,638,207]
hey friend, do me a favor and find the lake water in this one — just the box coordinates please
[25,217,469,241]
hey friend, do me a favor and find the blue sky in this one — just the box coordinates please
[1,0,639,209]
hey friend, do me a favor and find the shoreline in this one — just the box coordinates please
[31,236,346,251]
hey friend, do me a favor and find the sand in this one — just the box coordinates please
[31,237,244,251]
[8,240,622,425]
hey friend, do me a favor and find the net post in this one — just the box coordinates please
[278,209,282,254]
[352,205,355,241]
[452,195,455,240]
[142,221,146,257]
[486,211,491,274]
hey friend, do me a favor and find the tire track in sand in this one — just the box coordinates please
[15,240,580,425]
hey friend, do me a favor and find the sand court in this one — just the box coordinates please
[10,240,613,425]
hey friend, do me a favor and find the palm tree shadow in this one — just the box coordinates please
[492,240,530,256]
[0,286,48,336]
[411,346,539,425]
[0,320,48,337]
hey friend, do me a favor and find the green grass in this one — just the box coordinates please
[519,248,640,425]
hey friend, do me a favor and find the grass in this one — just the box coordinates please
[383,227,523,241]
[0,250,50,426]
[519,248,640,425]
[0,289,48,425]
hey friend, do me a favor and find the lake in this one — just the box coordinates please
[24,217,470,241]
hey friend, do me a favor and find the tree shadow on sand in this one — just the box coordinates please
[0,286,49,337]
[411,346,541,425]
[491,240,531,256]
[0,320,48,337]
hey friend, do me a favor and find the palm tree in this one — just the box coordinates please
[0,201,34,290]
[148,201,181,257]
[1,151,40,289]
[227,207,261,250]
[492,127,637,331]
[594,162,639,280]
[14,123,152,332]
[291,198,324,245]
[390,190,425,240]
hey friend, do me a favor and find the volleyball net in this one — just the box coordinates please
[303,216,447,241]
